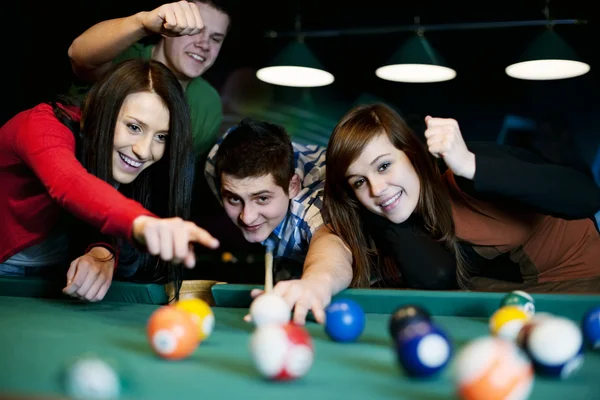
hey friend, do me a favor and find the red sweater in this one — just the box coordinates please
[0,103,152,263]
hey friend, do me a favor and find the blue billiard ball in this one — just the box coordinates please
[582,305,600,350]
[394,320,452,378]
[325,298,365,343]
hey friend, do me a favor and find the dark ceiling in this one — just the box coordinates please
[215,0,598,146]
[6,0,599,144]
[218,0,596,76]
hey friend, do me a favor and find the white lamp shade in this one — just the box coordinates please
[256,66,334,87]
[505,59,590,80]
[376,64,456,83]
[376,35,456,83]
[506,30,590,81]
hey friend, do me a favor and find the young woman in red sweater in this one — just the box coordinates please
[0,59,219,301]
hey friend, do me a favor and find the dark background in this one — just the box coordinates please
[5,0,599,159]
[5,0,599,282]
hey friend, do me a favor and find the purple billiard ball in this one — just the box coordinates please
[389,304,432,338]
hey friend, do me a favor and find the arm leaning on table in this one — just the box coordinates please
[299,225,353,323]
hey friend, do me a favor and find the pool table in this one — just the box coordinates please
[0,277,599,400]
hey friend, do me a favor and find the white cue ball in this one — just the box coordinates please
[249,292,291,326]
[65,356,121,400]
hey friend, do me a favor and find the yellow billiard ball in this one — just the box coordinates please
[489,305,530,341]
[175,298,215,342]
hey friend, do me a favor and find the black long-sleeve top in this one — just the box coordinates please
[362,142,600,290]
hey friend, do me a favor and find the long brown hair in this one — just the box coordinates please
[324,103,469,289]
[54,59,194,289]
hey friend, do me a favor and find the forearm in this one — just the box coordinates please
[68,12,150,79]
[461,142,600,219]
[18,115,152,240]
[67,218,119,266]
[302,226,353,295]
[473,154,600,218]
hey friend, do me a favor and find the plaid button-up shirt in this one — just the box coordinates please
[205,135,327,281]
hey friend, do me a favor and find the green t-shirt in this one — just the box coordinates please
[68,42,223,158]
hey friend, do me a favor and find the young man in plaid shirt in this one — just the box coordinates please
[205,118,352,325]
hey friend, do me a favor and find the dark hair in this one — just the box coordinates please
[54,59,194,287]
[324,103,469,289]
[214,118,294,193]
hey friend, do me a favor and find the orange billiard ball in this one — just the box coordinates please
[454,337,534,400]
[147,305,199,360]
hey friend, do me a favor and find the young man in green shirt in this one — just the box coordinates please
[68,0,231,158]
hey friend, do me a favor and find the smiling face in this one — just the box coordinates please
[220,173,299,243]
[157,1,229,85]
[345,133,420,224]
[111,92,169,184]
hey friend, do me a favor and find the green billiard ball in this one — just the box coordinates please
[500,290,535,317]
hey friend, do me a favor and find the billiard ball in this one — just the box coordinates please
[147,305,199,360]
[175,298,215,341]
[454,337,534,400]
[500,290,535,317]
[64,355,121,400]
[581,305,600,349]
[525,316,584,378]
[515,312,556,349]
[489,305,530,341]
[249,322,314,380]
[389,304,432,338]
[394,320,452,377]
[249,292,291,327]
[324,298,366,343]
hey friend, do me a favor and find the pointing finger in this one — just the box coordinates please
[188,225,220,249]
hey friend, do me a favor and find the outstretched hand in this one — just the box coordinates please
[247,278,332,325]
[132,216,219,268]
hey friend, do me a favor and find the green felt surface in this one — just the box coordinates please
[0,287,599,400]
[0,276,169,305]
